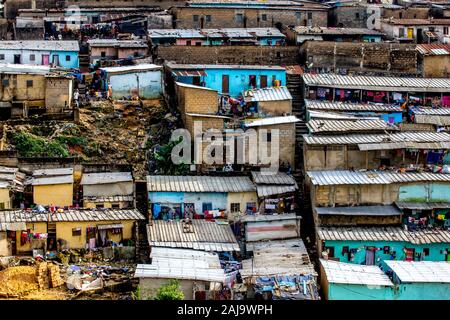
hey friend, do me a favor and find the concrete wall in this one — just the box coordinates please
[0,231,10,256]
[84,200,132,209]
[317,214,402,227]
[227,191,258,220]
[45,77,73,110]
[83,182,134,198]
[0,74,46,102]
[0,49,78,69]
[0,188,11,209]
[245,218,300,242]
[16,222,47,253]
[185,115,224,138]
[139,277,208,300]
[398,183,450,203]
[422,55,450,77]
[108,70,163,99]
[258,100,292,116]
[172,7,328,29]
[156,45,300,66]
[300,41,418,76]
[177,85,218,115]
[33,183,73,207]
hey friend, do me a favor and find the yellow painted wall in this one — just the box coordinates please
[55,220,135,249]
[16,222,48,253]
[33,183,73,207]
[0,188,12,209]
[0,231,10,256]
[227,191,258,221]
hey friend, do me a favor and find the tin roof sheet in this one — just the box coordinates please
[149,28,284,39]
[307,170,450,186]
[304,100,403,112]
[146,175,255,193]
[31,175,73,186]
[80,172,133,185]
[302,73,450,92]
[0,63,51,75]
[317,226,450,244]
[320,259,393,286]
[87,39,148,48]
[32,168,73,177]
[146,219,240,252]
[395,201,450,210]
[244,86,292,102]
[244,115,299,127]
[411,107,450,116]
[241,239,316,277]
[251,171,296,185]
[256,185,298,197]
[100,64,162,74]
[166,61,285,71]
[303,132,450,145]
[417,44,450,56]
[308,110,378,120]
[382,18,450,26]
[385,261,450,283]
[315,205,401,216]
[0,40,79,51]
[175,81,217,91]
[307,119,398,133]
[82,195,134,203]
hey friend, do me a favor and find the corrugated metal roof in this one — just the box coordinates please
[317,226,450,244]
[315,205,401,216]
[304,99,403,112]
[303,132,450,145]
[33,168,73,177]
[417,44,450,56]
[307,170,450,186]
[240,213,301,222]
[175,81,217,91]
[256,185,298,197]
[100,64,162,74]
[146,175,255,193]
[0,40,79,51]
[411,107,450,116]
[308,110,379,120]
[302,73,450,92]
[0,222,27,231]
[395,201,450,210]
[320,259,393,286]
[87,39,147,48]
[244,115,299,127]
[359,141,450,151]
[244,86,292,102]
[251,171,296,185]
[241,238,316,277]
[0,210,48,223]
[0,63,51,75]
[149,28,285,39]
[146,219,240,252]
[166,61,285,71]
[186,113,233,119]
[385,261,450,283]
[83,195,134,203]
[307,119,398,133]
[80,172,133,185]
[134,248,225,282]
[293,26,384,36]
[411,107,450,126]
[382,18,450,26]
[31,175,73,186]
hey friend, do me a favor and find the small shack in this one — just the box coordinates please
[31,168,74,207]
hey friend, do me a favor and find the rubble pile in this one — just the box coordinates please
[0,266,39,298]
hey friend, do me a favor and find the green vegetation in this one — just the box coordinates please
[154,280,184,300]
[154,137,190,175]
[13,132,70,158]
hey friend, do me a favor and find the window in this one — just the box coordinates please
[444,27,449,35]
[72,228,82,236]
[325,246,335,258]
[236,13,244,22]
[134,51,139,57]
[65,55,71,61]
[2,79,9,86]
[96,204,104,209]
[101,51,106,58]
[423,248,430,256]
[186,40,191,46]
[111,204,120,209]
[0,203,4,210]
[231,203,240,212]
[26,80,33,88]
[399,12,403,19]
[205,15,211,22]
[249,75,257,87]
[262,14,268,21]
[0,54,4,60]
[30,54,35,61]
[399,27,405,38]
[307,12,313,20]
[355,12,360,19]
[246,202,256,213]
[202,202,212,213]
[266,132,272,142]
[193,15,199,22]
[295,12,301,19]
[195,41,202,46]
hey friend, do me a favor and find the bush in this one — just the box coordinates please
[154,280,184,300]
[13,132,69,157]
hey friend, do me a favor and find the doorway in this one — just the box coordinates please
[42,54,50,65]
[405,248,415,261]
[47,223,57,251]
[14,54,21,64]
[222,75,229,94]
[417,28,423,43]
[260,75,267,88]
[192,76,201,86]
[365,247,375,265]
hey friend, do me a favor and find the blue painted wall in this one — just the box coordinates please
[50,51,79,69]
[398,183,450,202]
[323,240,449,264]
[328,283,393,300]
[176,67,286,97]
[149,191,228,214]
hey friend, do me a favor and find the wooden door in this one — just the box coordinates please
[260,75,267,88]
[407,28,414,39]
[42,55,50,65]
[222,75,229,94]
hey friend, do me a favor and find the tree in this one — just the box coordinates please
[155,279,184,300]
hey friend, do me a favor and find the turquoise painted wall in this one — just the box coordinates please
[328,282,450,300]
[324,240,449,264]
[50,51,79,69]
[149,191,228,214]
[398,183,450,202]
[177,68,287,97]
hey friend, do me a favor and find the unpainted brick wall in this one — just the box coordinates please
[156,45,300,66]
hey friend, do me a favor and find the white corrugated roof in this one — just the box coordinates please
[32,175,73,186]
[307,170,450,186]
[244,115,299,127]
[302,73,450,92]
[307,119,398,133]
[148,28,284,39]
[166,61,285,71]
[320,259,393,287]
[303,132,450,145]
[147,219,240,252]
[0,40,79,51]
[317,226,450,244]
[385,261,450,283]
[33,168,73,177]
[293,26,384,36]
[87,39,147,48]
[315,205,401,216]
[100,64,162,73]
[175,81,218,91]
[0,63,51,75]
[305,100,403,112]
[147,175,255,193]
[244,86,292,102]
[81,172,133,185]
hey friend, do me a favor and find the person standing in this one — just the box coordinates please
[74,89,80,108]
